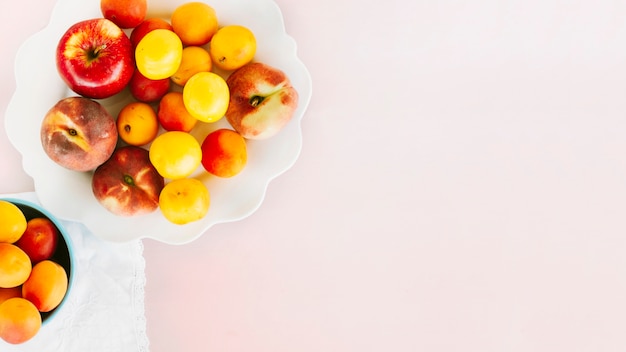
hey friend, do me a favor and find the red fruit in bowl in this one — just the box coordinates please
[14,218,59,264]
[129,69,171,103]
[56,18,134,99]
[130,18,173,49]
[101,0,147,29]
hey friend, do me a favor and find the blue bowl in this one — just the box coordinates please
[0,197,74,324]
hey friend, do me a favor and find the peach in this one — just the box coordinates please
[92,146,165,216]
[41,97,118,172]
[200,129,247,178]
[22,260,68,313]
[225,62,299,140]
[157,92,197,132]
[0,243,32,288]
[0,298,41,344]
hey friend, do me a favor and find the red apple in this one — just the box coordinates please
[14,218,59,264]
[101,0,147,29]
[56,18,134,99]
[225,62,299,140]
[41,96,118,172]
[129,18,173,49]
[129,69,171,103]
[92,146,165,216]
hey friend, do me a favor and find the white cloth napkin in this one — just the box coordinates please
[0,192,149,351]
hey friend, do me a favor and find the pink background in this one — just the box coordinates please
[3,0,626,351]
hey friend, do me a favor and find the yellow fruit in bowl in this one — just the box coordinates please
[116,102,159,146]
[149,131,202,179]
[209,25,256,71]
[171,1,218,46]
[0,243,31,289]
[135,29,183,80]
[159,178,210,225]
[183,72,229,123]
[0,201,26,243]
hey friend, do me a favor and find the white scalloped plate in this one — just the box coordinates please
[5,0,312,244]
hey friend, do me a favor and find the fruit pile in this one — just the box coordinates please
[0,200,69,345]
[41,0,299,225]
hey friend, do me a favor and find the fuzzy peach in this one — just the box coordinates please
[92,146,165,216]
[225,62,298,140]
[41,97,118,172]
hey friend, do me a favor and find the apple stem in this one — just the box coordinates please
[69,129,78,136]
[86,45,106,62]
[249,96,265,107]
